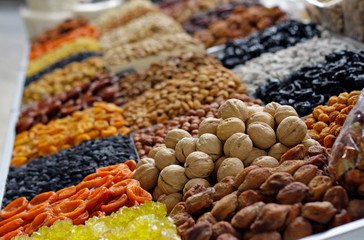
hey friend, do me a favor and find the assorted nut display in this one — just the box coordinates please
[343,0,364,42]
[12,102,129,166]
[217,20,321,69]
[233,35,354,96]
[134,99,313,211]
[22,57,106,105]
[134,94,262,157]
[256,50,364,116]
[185,3,286,48]
[3,135,137,206]
[305,91,361,148]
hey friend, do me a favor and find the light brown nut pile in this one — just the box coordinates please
[305,91,360,148]
[22,57,106,105]
[103,32,205,72]
[121,66,245,130]
[94,0,159,34]
[100,13,184,52]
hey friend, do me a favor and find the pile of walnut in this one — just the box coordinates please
[134,99,319,212]
[170,144,364,240]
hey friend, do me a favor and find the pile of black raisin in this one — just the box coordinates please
[2,135,137,206]
[218,20,321,69]
[256,50,364,116]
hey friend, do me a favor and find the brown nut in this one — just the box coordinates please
[154,148,178,170]
[148,144,166,158]
[218,98,249,121]
[234,165,260,189]
[175,137,197,163]
[211,193,238,221]
[213,176,235,201]
[251,203,290,232]
[185,151,214,179]
[263,102,282,117]
[133,160,159,190]
[185,187,215,214]
[276,182,309,204]
[331,210,351,228]
[224,133,253,161]
[196,133,222,160]
[247,112,275,129]
[136,157,155,167]
[153,186,164,201]
[217,157,244,182]
[239,168,271,192]
[199,117,221,136]
[170,202,187,217]
[183,222,213,240]
[247,122,276,149]
[277,116,307,147]
[280,144,305,162]
[272,160,306,175]
[158,193,182,213]
[302,201,337,224]
[197,212,217,225]
[158,165,188,194]
[165,129,192,149]
[217,117,246,141]
[323,186,349,210]
[347,200,364,221]
[293,164,321,185]
[183,178,210,195]
[231,201,265,229]
[252,156,279,168]
[308,175,333,201]
[172,212,195,235]
[217,233,239,240]
[250,232,282,240]
[268,143,289,161]
[283,216,312,240]
[237,190,263,209]
[260,172,294,195]
[183,184,207,201]
[244,147,267,166]
[274,105,298,124]
[212,221,240,240]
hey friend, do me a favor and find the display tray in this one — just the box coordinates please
[1,42,364,240]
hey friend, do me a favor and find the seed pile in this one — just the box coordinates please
[256,50,364,116]
[218,20,321,69]
[3,135,137,206]
[233,35,354,96]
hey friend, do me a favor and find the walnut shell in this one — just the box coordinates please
[248,105,264,118]
[224,133,253,161]
[196,133,222,161]
[217,158,244,182]
[154,148,178,170]
[247,112,275,129]
[165,129,192,149]
[137,157,155,167]
[158,193,182,213]
[277,116,307,147]
[247,122,276,149]
[218,99,249,121]
[274,105,298,124]
[263,102,282,117]
[175,137,197,163]
[214,157,227,176]
[153,186,164,201]
[158,165,188,194]
[302,139,320,153]
[217,117,246,141]
[134,161,159,190]
[199,118,221,136]
[185,151,214,179]
[268,143,289,160]
[183,178,211,194]
[252,156,279,168]
[244,147,267,166]
[148,144,166,158]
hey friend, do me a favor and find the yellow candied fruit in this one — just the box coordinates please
[101,126,117,137]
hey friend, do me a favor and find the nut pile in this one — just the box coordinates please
[256,50,364,116]
[30,25,99,60]
[3,135,137,206]
[18,74,124,133]
[121,65,245,130]
[100,13,183,53]
[134,94,262,157]
[306,91,361,148]
[233,35,354,96]
[94,0,159,34]
[12,102,129,166]
[134,99,313,212]
[0,161,152,238]
[26,37,101,78]
[170,144,364,239]
[186,4,287,48]
[103,32,204,72]
[23,57,106,105]
[218,20,321,69]
[25,52,101,86]
[343,0,364,42]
